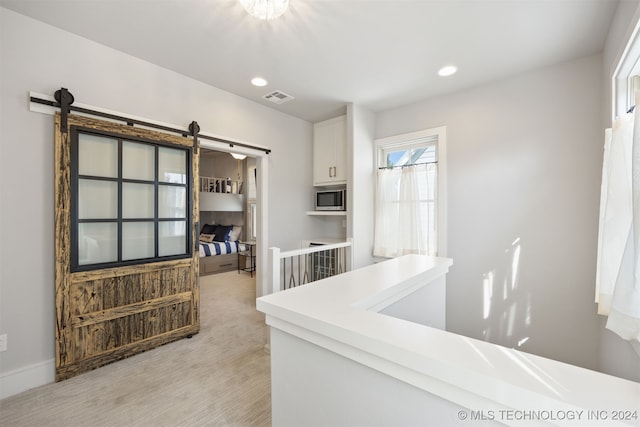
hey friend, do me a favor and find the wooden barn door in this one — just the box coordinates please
[54,113,200,381]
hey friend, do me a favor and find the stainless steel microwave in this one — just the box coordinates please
[315,189,346,211]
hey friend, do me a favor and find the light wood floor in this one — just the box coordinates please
[0,271,271,427]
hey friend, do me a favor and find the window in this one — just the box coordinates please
[70,127,192,271]
[247,164,257,241]
[597,15,640,348]
[373,127,446,258]
[613,17,640,119]
[249,203,257,240]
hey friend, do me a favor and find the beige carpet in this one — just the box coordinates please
[0,271,271,427]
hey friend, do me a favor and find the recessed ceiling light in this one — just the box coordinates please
[251,77,268,87]
[438,65,458,77]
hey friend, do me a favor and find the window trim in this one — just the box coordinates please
[374,126,447,256]
[70,125,193,272]
[612,15,640,119]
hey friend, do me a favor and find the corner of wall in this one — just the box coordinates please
[346,104,376,269]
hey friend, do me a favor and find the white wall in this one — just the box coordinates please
[380,276,446,330]
[200,151,243,184]
[0,7,325,389]
[375,54,608,375]
[347,103,376,268]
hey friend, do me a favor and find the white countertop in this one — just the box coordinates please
[257,255,640,426]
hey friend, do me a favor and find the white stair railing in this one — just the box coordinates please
[269,240,353,293]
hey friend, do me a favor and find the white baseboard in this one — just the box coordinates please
[0,359,55,400]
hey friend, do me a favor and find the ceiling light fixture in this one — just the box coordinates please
[438,65,458,77]
[239,0,289,20]
[230,153,247,160]
[251,77,268,87]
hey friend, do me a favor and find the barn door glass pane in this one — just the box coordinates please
[158,147,186,184]
[122,222,155,260]
[78,179,117,219]
[159,221,186,256]
[78,222,117,265]
[122,183,154,219]
[123,141,155,181]
[159,185,186,218]
[78,134,117,178]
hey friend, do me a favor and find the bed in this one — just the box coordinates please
[198,224,247,276]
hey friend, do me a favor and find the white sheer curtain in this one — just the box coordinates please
[596,91,640,343]
[373,163,437,258]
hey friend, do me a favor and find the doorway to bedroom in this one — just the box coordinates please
[196,136,268,302]
[198,148,259,281]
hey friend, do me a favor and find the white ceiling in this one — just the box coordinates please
[1,0,618,123]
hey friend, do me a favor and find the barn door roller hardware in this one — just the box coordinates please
[30,88,271,154]
[189,121,200,155]
[54,88,74,133]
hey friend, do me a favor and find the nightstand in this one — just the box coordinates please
[238,241,256,277]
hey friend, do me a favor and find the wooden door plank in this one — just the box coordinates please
[54,113,73,370]
[71,292,193,327]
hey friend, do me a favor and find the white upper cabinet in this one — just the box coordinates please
[313,115,347,186]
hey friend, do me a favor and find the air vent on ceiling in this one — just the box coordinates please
[262,90,294,104]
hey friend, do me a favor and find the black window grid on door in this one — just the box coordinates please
[70,126,193,272]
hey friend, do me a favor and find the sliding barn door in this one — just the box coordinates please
[54,113,200,381]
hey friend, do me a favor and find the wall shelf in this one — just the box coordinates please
[306,211,347,216]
